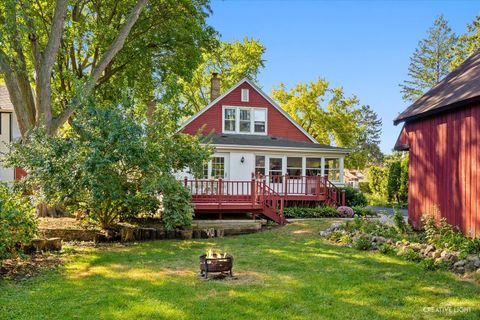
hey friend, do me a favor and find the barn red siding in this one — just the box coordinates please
[181,82,312,142]
[405,103,480,237]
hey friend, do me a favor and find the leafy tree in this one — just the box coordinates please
[5,99,211,230]
[179,38,266,112]
[0,0,215,137]
[0,184,37,259]
[400,15,457,102]
[387,160,402,202]
[348,105,383,168]
[399,156,409,203]
[368,166,388,197]
[272,79,360,147]
[451,16,480,69]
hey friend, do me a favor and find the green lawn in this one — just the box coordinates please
[1,220,479,320]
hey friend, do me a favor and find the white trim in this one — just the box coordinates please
[212,143,351,154]
[178,78,318,143]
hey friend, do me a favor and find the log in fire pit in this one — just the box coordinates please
[199,250,233,279]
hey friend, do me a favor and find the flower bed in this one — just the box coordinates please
[320,215,480,280]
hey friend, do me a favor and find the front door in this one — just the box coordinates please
[267,156,284,194]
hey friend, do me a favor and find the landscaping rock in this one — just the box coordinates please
[424,245,435,255]
[46,238,62,251]
[31,239,48,252]
[466,255,480,268]
[329,223,342,231]
[432,250,442,259]
[319,230,331,237]
[372,236,386,244]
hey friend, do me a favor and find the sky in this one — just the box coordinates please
[207,0,480,153]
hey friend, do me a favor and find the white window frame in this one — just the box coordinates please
[241,89,249,102]
[222,106,268,135]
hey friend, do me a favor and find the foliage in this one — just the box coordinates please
[422,216,480,256]
[0,0,216,136]
[393,209,407,233]
[378,243,395,255]
[342,186,368,207]
[400,15,458,102]
[0,184,37,259]
[352,235,373,251]
[5,99,211,230]
[368,166,388,196]
[283,206,339,218]
[399,157,409,203]
[387,161,402,202]
[358,182,371,194]
[343,216,401,240]
[451,16,480,69]
[352,206,377,217]
[179,38,265,112]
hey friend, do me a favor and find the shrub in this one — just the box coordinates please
[378,243,395,255]
[402,248,422,262]
[393,208,407,233]
[6,101,211,230]
[358,182,371,194]
[342,186,368,207]
[337,206,354,217]
[283,206,339,218]
[421,258,437,271]
[0,185,37,259]
[352,206,377,217]
[352,235,373,250]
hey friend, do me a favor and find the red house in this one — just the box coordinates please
[394,51,480,237]
[179,74,348,224]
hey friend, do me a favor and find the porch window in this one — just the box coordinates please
[269,157,283,177]
[325,158,340,181]
[306,158,322,176]
[224,108,236,132]
[211,157,225,179]
[239,109,251,133]
[255,155,265,176]
[254,109,266,133]
[202,162,209,179]
[287,157,302,177]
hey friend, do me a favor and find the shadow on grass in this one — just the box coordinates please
[1,220,479,320]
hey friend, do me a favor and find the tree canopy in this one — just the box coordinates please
[179,37,265,112]
[451,16,480,69]
[400,15,458,102]
[0,0,216,136]
[272,79,382,169]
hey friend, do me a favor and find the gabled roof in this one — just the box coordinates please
[394,50,480,125]
[0,85,14,111]
[179,78,319,143]
[201,133,350,153]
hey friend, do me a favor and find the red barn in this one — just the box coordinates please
[394,51,480,237]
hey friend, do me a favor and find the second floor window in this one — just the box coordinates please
[223,106,267,134]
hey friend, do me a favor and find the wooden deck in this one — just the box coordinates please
[184,175,345,224]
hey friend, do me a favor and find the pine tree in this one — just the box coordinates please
[451,16,480,69]
[400,15,457,102]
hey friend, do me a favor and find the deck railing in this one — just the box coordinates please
[184,174,345,207]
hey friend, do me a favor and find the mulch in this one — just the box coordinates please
[0,254,63,281]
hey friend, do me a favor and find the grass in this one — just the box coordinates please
[1,220,479,320]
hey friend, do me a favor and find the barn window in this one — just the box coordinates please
[241,89,249,102]
[224,107,236,132]
[325,158,340,181]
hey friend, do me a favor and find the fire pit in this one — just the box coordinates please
[199,250,233,279]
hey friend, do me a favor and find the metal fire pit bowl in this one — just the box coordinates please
[199,253,233,278]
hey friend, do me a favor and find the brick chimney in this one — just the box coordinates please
[210,72,220,102]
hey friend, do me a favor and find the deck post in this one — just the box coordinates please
[218,178,223,210]
[341,190,346,206]
[284,174,288,196]
[251,178,256,205]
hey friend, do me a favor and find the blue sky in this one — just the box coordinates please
[207,0,480,153]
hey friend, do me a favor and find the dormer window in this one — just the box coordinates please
[241,89,249,102]
[223,106,267,134]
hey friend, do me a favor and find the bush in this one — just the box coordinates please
[352,206,377,217]
[378,243,395,255]
[0,185,37,259]
[283,206,339,218]
[342,186,368,207]
[352,235,373,250]
[393,208,407,233]
[337,206,354,217]
[358,182,371,194]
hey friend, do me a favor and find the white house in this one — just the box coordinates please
[0,85,21,181]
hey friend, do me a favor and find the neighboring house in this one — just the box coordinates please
[394,50,480,237]
[0,85,22,181]
[344,169,365,189]
[179,74,349,224]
